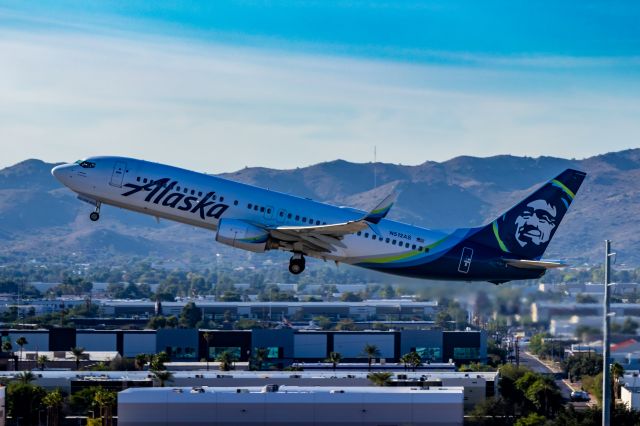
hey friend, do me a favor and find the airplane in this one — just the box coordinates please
[51,157,586,284]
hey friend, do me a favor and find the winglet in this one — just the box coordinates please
[364,192,397,224]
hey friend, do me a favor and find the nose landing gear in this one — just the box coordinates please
[288,254,306,275]
[89,203,101,222]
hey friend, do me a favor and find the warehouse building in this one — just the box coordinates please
[118,385,464,426]
[0,328,486,366]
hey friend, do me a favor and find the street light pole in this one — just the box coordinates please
[602,240,613,426]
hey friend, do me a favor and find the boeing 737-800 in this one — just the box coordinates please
[52,157,585,284]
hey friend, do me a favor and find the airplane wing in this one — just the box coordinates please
[504,259,567,269]
[268,192,396,253]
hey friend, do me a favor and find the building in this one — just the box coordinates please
[0,328,487,366]
[531,302,640,323]
[118,385,464,426]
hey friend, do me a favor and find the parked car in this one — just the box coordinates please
[570,390,590,401]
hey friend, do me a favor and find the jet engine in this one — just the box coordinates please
[215,219,270,253]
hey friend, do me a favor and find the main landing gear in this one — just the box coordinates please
[89,202,101,222]
[289,254,306,275]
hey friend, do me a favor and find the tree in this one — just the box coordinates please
[2,340,12,353]
[515,412,547,426]
[7,382,47,425]
[150,352,169,371]
[151,370,174,387]
[362,344,380,371]
[400,351,422,372]
[611,362,625,400]
[37,354,49,371]
[134,354,150,371]
[71,346,86,370]
[367,372,393,387]
[94,388,117,426]
[253,347,269,371]
[202,332,214,370]
[216,350,236,371]
[16,370,36,384]
[15,336,27,368]
[340,292,363,302]
[43,389,63,426]
[326,352,342,371]
[179,302,202,328]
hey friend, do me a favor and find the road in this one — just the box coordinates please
[519,351,591,410]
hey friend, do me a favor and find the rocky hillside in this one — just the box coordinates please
[1,149,639,265]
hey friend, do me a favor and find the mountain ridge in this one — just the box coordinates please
[1,149,639,265]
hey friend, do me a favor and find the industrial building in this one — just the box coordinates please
[118,385,464,426]
[0,328,487,366]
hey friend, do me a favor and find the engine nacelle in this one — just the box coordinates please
[215,219,269,253]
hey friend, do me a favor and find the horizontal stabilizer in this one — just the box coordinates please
[505,259,567,270]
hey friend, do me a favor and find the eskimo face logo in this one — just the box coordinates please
[514,199,557,247]
[121,178,229,220]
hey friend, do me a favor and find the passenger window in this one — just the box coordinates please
[212,195,217,200]
[392,240,397,245]
[220,197,224,202]
[136,177,141,182]
[267,208,271,214]
[199,192,203,197]
[176,185,180,191]
[364,233,369,238]
[385,238,390,243]
[322,222,327,225]
[254,205,259,211]
[412,244,416,250]
[248,203,252,209]
[302,217,307,223]
[143,178,148,183]
[279,211,284,217]
[234,200,238,206]
[191,190,195,195]
[316,220,320,225]
[288,213,292,219]
[295,215,300,220]
[260,207,265,213]
[372,235,377,240]
[357,231,362,236]
[184,188,188,194]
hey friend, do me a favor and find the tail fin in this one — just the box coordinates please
[468,169,587,260]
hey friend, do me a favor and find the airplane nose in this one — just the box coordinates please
[51,164,73,184]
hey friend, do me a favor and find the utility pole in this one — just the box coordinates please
[603,240,613,426]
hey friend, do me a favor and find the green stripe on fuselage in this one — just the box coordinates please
[492,221,509,253]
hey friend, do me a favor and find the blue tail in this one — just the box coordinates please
[468,169,587,260]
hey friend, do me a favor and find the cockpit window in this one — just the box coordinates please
[76,161,96,168]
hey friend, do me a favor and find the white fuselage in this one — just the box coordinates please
[52,156,449,265]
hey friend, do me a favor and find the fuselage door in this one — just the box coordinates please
[458,247,474,274]
[109,161,126,187]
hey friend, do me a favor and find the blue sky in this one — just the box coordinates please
[0,0,638,171]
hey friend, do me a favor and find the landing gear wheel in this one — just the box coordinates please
[289,256,306,275]
[89,212,100,222]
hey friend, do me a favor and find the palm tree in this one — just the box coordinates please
[216,350,235,372]
[151,370,174,387]
[254,347,269,371]
[400,351,422,372]
[70,346,86,370]
[325,352,342,371]
[2,340,12,353]
[134,354,149,371]
[94,388,117,426]
[43,389,63,426]
[612,362,625,400]
[15,336,27,369]
[362,344,380,371]
[367,372,393,387]
[202,332,213,371]
[16,370,36,384]
[37,354,49,371]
